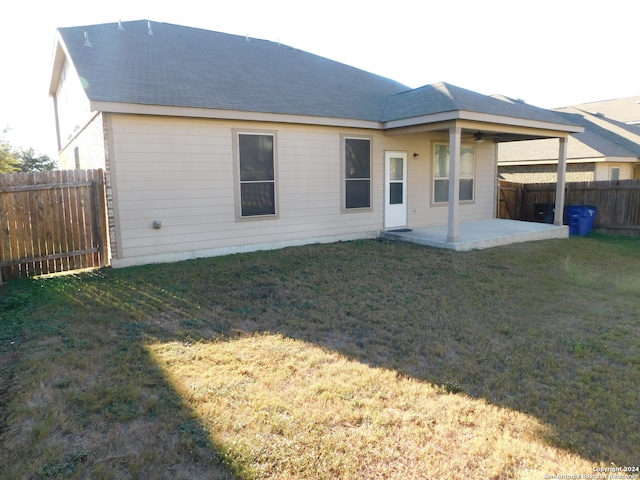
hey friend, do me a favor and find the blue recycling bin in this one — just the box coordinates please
[564,205,597,236]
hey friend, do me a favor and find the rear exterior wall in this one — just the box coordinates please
[106,114,497,267]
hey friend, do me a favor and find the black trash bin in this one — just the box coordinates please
[533,203,555,224]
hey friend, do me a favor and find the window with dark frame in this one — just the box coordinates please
[238,133,276,217]
[344,137,371,209]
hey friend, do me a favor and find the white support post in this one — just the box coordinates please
[447,126,462,243]
[554,137,568,226]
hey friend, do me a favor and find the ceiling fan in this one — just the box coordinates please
[462,131,502,144]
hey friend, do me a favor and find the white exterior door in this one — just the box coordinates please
[384,151,407,229]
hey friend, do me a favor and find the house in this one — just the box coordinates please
[49,20,582,267]
[498,104,640,183]
[570,95,640,126]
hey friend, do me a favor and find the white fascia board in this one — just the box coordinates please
[383,110,584,135]
[89,101,383,130]
[602,156,640,163]
[48,34,67,96]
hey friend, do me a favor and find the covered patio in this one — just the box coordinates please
[381,84,584,248]
[380,218,568,251]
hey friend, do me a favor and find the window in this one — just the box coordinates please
[610,167,620,181]
[344,137,371,209]
[237,132,276,217]
[433,144,475,203]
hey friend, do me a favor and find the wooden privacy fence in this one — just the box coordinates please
[0,169,109,283]
[498,179,640,235]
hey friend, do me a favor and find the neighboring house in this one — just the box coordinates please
[498,104,640,183]
[570,95,640,126]
[49,20,582,268]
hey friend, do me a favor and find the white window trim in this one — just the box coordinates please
[233,129,279,221]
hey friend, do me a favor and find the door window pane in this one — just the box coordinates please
[389,183,403,205]
[390,157,403,181]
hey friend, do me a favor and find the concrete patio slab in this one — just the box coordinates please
[380,219,569,251]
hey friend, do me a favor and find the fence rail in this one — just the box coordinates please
[0,169,109,283]
[498,179,640,236]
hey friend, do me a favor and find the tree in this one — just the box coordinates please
[0,127,57,173]
[0,128,19,174]
[15,148,56,172]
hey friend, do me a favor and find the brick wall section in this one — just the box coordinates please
[499,163,595,183]
[58,113,107,170]
[58,112,116,263]
[102,113,118,260]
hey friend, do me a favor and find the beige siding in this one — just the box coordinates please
[108,115,498,266]
[406,137,497,227]
[594,162,634,181]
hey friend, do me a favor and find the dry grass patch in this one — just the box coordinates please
[149,334,594,479]
[1,234,638,478]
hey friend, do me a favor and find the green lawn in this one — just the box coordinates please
[1,235,639,479]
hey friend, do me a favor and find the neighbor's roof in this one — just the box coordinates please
[51,20,581,131]
[555,107,640,158]
[565,96,640,126]
[498,107,640,163]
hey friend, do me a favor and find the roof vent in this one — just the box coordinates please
[117,20,124,30]
[147,21,153,36]
[83,31,92,47]
[592,111,605,117]
[246,34,250,42]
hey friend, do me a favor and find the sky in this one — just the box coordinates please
[1,0,638,159]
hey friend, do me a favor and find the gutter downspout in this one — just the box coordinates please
[52,94,62,152]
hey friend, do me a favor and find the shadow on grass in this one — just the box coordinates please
[0,275,240,479]
[1,236,639,476]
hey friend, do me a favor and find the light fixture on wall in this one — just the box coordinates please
[473,131,485,144]
[413,152,420,158]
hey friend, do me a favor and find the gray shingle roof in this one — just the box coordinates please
[56,20,580,129]
[381,83,574,125]
[555,107,640,158]
[566,96,640,125]
[58,20,409,121]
